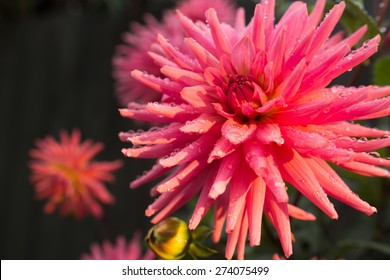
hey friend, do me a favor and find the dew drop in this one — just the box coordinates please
[368,151,380,158]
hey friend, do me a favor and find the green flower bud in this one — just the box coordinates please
[146,217,192,260]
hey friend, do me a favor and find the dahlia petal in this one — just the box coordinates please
[219,54,236,76]
[237,211,249,260]
[147,175,204,223]
[255,96,284,114]
[231,36,255,75]
[277,147,338,219]
[157,34,200,71]
[321,31,344,49]
[208,136,236,163]
[225,205,245,260]
[276,2,307,57]
[331,136,390,153]
[287,204,316,221]
[274,58,307,101]
[131,69,182,97]
[273,98,333,125]
[147,51,177,68]
[184,37,219,68]
[307,157,377,215]
[209,152,240,199]
[320,35,381,87]
[255,122,284,145]
[146,102,198,122]
[221,118,256,145]
[159,133,217,168]
[262,62,275,94]
[281,126,329,150]
[205,8,232,55]
[119,103,173,123]
[189,163,220,229]
[308,146,354,164]
[179,113,222,134]
[130,162,172,189]
[122,142,180,159]
[234,7,246,32]
[264,192,292,258]
[339,25,367,48]
[250,50,267,78]
[319,122,390,138]
[330,97,390,122]
[161,65,205,86]
[156,159,208,193]
[306,2,345,62]
[354,152,390,167]
[119,123,183,145]
[267,25,286,78]
[80,179,115,203]
[212,191,228,243]
[339,161,390,178]
[176,10,216,54]
[180,86,217,112]
[246,177,266,246]
[283,28,315,75]
[303,43,350,90]
[145,177,202,224]
[226,165,255,232]
[262,0,275,39]
[306,0,325,28]
[312,87,368,123]
[264,153,289,203]
[251,4,265,51]
[365,85,390,100]
[244,141,268,175]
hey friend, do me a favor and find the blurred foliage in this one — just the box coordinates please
[327,0,382,41]
[374,56,390,85]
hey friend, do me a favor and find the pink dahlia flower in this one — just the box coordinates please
[120,0,390,259]
[112,0,236,106]
[81,233,155,260]
[29,130,122,219]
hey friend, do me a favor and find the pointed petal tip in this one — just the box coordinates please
[369,207,377,215]
[145,207,155,217]
[283,249,293,259]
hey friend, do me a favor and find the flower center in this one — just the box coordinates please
[222,74,263,121]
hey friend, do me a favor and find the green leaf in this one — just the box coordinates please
[374,56,390,85]
[327,0,382,42]
[338,240,390,256]
[189,243,218,259]
[191,226,213,241]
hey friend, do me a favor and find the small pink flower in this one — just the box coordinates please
[112,0,236,106]
[29,130,122,219]
[120,0,390,259]
[81,233,155,260]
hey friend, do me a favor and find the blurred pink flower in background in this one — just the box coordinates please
[29,130,122,219]
[112,0,236,106]
[119,0,390,259]
[81,233,155,260]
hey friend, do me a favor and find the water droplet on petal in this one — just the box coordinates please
[368,152,380,158]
